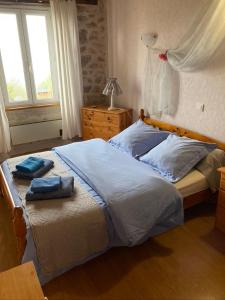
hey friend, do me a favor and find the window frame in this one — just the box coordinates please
[0,5,59,107]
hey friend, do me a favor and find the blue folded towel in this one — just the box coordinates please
[12,159,54,179]
[26,176,74,201]
[31,176,61,193]
[16,157,45,173]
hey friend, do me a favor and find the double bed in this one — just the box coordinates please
[1,109,224,284]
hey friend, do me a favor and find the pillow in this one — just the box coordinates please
[108,119,169,157]
[139,134,217,183]
[196,149,225,192]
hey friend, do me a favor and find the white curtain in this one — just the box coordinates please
[144,48,162,116]
[50,0,83,139]
[168,0,225,72]
[0,86,11,153]
[145,0,225,116]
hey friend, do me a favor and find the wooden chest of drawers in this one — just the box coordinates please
[216,167,225,233]
[81,106,133,140]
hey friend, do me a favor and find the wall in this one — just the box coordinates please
[78,0,107,105]
[7,0,107,127]
[107,0,225,142]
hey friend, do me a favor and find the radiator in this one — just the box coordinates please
[10,120,62,145]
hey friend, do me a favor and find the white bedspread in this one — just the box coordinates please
[7,151,108,275]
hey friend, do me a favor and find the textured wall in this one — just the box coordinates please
[7,0,107,126]
[78,0,107,105]
[107,0,225,142]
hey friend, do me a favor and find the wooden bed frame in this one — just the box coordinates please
[1,108,225,263]
[0,166,26,263]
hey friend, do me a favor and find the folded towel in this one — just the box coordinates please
[16,156,45,173]
[12,159,54,179]
[31,176,61,193]
[26,176,74,201]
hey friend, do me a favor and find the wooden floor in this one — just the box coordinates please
[1,196,225,299]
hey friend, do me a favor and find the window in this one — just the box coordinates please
[0,6,58,106]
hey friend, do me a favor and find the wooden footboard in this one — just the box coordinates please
[0,166,26,263]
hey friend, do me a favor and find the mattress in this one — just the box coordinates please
[174,169,209,198]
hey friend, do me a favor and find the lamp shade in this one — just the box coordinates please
[102,78,122,96]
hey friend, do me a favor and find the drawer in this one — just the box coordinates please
[82,119,120,130]
[82,126,119,140]
[82,110,95,121]
[220,175,225,190]
[100,113,121,126]
[82,127,95,140]
[215,205,225,233]
[218,189,225,208]
[82,110,121,126]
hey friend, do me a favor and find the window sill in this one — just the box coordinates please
[5,102,60,112]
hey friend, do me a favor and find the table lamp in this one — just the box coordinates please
[102,77,122,111]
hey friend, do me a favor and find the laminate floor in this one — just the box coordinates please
[0,137,79,163]
[43,202,225,300]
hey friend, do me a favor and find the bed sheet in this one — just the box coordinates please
[174,169,209,197]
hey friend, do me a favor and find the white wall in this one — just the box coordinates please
[107,0,225,142]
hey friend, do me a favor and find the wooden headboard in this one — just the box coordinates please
[139,109,225,151]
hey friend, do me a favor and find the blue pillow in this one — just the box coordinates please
[108,119,169,157]
[139,134,217,183]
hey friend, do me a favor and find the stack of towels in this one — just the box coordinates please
[13,156,54,179]
[26,176,74,201]
[12,156,74,201]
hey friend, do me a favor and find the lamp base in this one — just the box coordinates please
[108,106,118,111]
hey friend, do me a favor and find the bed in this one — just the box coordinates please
[0,108,225,283]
